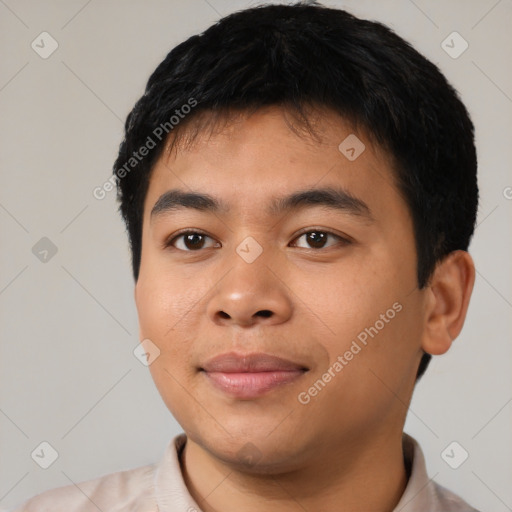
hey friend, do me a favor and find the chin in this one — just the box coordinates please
[191,427,311,474]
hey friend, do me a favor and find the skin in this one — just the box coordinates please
[134,106,475,512]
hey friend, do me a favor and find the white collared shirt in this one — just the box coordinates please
[10,433,480,511]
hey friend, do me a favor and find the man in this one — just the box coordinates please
[13,2,480,510]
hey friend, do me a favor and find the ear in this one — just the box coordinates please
[421,250,475,356]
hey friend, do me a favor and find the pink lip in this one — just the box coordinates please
[200,352,308,398]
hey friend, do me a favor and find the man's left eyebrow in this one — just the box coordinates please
[150,186,373,222]
[267,186,374,221]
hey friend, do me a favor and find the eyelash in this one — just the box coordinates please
[164,228,351,252]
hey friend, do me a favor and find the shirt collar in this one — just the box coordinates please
[153,432,442,512]
[393,433,440,511]
[154,433,202,511]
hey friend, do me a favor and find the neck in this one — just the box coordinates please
[180,429,408,512]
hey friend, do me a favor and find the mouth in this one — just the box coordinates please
[200,352,309,399]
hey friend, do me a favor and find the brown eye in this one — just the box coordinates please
[304,231,328,249]
[167,231,219,251]
[291,230,348,250]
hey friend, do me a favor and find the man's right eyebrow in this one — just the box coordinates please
[150,189,228,220]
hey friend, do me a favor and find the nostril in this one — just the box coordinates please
[218,311,230,319]
[257,310,272,318]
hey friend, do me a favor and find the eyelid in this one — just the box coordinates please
[292,226,353,242]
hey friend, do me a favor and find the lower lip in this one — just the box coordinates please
[203,370,306,398]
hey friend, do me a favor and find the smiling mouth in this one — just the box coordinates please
[200,351,309,398]
[202,369,307,398]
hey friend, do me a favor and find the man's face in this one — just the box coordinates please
[135,107,427,470]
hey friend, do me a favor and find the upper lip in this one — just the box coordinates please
[200,352,309,373]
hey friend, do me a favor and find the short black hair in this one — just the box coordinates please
[113,2,478,381]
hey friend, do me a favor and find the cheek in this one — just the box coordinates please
[137,256,199,322]
[136,273,204,415]
[135,270,202,360]
[294,260,397,340]
[298,256,418,379]
[345,295,424,404]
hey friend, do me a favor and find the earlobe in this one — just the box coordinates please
[421,250,475,356]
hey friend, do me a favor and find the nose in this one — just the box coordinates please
[206,253,293,328]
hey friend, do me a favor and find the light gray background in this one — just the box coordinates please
[1,0,511,510]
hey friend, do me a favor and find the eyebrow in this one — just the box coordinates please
[150,186,373,222]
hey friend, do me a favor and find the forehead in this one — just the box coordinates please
[143,106,404,222]
[163,106,367,164]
